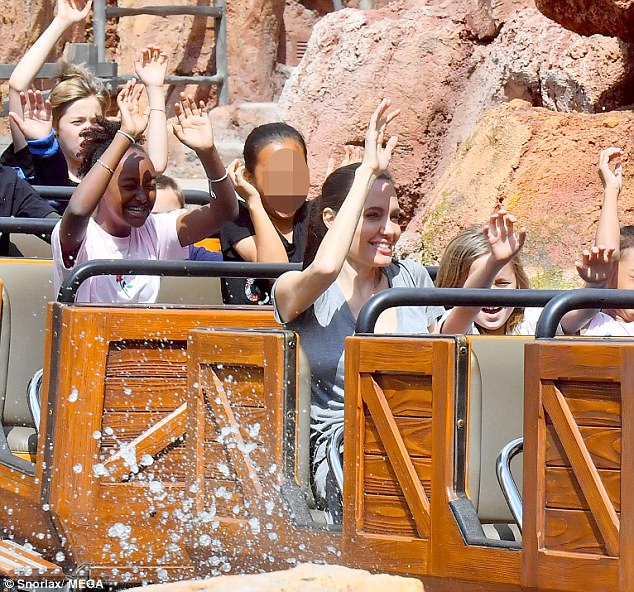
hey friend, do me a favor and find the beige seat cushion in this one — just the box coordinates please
[5,426,37,455]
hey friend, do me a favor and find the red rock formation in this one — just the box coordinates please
[417,99,634,286]
[535,0,634,41]
[278,1,634,256]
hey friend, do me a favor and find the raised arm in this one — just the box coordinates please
[274,98,399,324]
[226,159,288,262]
[559,245,617,334]
[57,80,147,267]
[8,0,92,151]
[134,47,168,173]
[440,211,526,334]
[171,94,239,246]
[595,147,623,256]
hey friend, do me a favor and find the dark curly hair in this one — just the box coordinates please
[78,117,146,178]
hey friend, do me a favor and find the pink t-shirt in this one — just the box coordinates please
[52,211,188,304]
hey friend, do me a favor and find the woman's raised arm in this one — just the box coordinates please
[274,98,399,324]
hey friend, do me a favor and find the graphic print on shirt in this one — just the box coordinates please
[115,274,134,298]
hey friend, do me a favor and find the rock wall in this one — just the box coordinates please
[536,0,634,41]
[129,563,424,592]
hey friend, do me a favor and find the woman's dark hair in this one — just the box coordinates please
[621,226,634,253]
[303,162,394,267]
[243,122,307,173]
[78,117,145,178]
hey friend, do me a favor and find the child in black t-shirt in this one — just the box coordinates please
[220,123,310,304]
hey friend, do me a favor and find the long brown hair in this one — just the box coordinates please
[436,225,530,333]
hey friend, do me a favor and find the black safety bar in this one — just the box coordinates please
[355,288,564,334]
[58,259,302,304]
[33,185,212,206]
[535,288,634,338]
[0,217,57,235]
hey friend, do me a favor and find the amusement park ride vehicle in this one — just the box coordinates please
[0,218,632,591]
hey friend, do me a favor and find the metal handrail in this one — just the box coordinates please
[496,437,523,531]
[326,424,345,498]
[0,217,58,235]
[355,288,564,334]
[33,185,213,206]
[58,259,301,303]
[536,288,634,338]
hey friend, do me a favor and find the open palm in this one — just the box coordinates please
[484,211,526,264]
[56,0,92,23]
[172,94,214,151]
[9,90,53,141]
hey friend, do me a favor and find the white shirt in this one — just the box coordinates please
[52,211,188,304]
[584,312,634,337]
[440,307,562,335]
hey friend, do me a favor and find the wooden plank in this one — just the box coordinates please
[370,373,433,417]
[545,508,614,555]
[363,493,418,538]
[361,375,430,537]
[0,541,64,579]
[364,416,432,457]
[619,348,634,589]
[104,377,186,410]
[101,411,172,446]
[364,454,432,497]
[543,383,620,556]
[201,365,264,407]
[103,403,187,482]
[106,347,187,377]
[537,345,621,381]
[545,467,620,512]
[545,425,621,469]
[359,340,433,374]
[556,380,621,427]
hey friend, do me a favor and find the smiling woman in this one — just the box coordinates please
[51,82,238,303]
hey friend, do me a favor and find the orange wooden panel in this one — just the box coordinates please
[370,373,433,418]
[358,338,434,374]
[556,380,621,427]
[363,493,418,538]
[203,365,265,407]
[544,508,616,555]
[545,467,621,512]
[537,344,622,382]
[364,454,432,497]
[104,377,186,411]
[364,416,432,457]
[100,411,171,447]
[106,346,187,377]
[545,425,621,470]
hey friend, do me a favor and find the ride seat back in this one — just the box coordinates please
[156,276,223,305]
[295,340,316,508]
[0,259,52,457]
[468,335,531,523]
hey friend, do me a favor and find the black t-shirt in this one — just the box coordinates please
[0,165,58,255]
[219,201,309,305]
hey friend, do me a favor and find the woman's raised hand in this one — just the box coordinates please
[9,90,53,141]
[56,0,92,23]
[172,94,214,152]
[228,159,261,206]
[361,98,399,175]
[134,47,168,88]
[598,147,623,194]
[484,210,527,265]
[117,79,148,140]
[575,245,617,286]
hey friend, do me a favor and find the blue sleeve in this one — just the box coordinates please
[188,245,223,261]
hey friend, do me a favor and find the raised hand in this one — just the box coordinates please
[172,93,214,152]
[9,90,53,141]
[56,0,92,23]
[117,79,148,140]
[576,245,617,286]
[325,144,364,178]
[361,98,399,175]
[134,47,168,88]
[227,159,261,206]
[598,147,623,193]
[483,210,527,265]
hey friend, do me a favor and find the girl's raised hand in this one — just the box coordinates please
[575,245,616,286]
[134,47,168,88]
[484,210,527,265]
[172,94,214,152]
[361,98,399,175]
[9,90,53,141]
[228,159,261,206]
[117,79,148,140]
[56,0,92,23]
[598,147,623,193]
